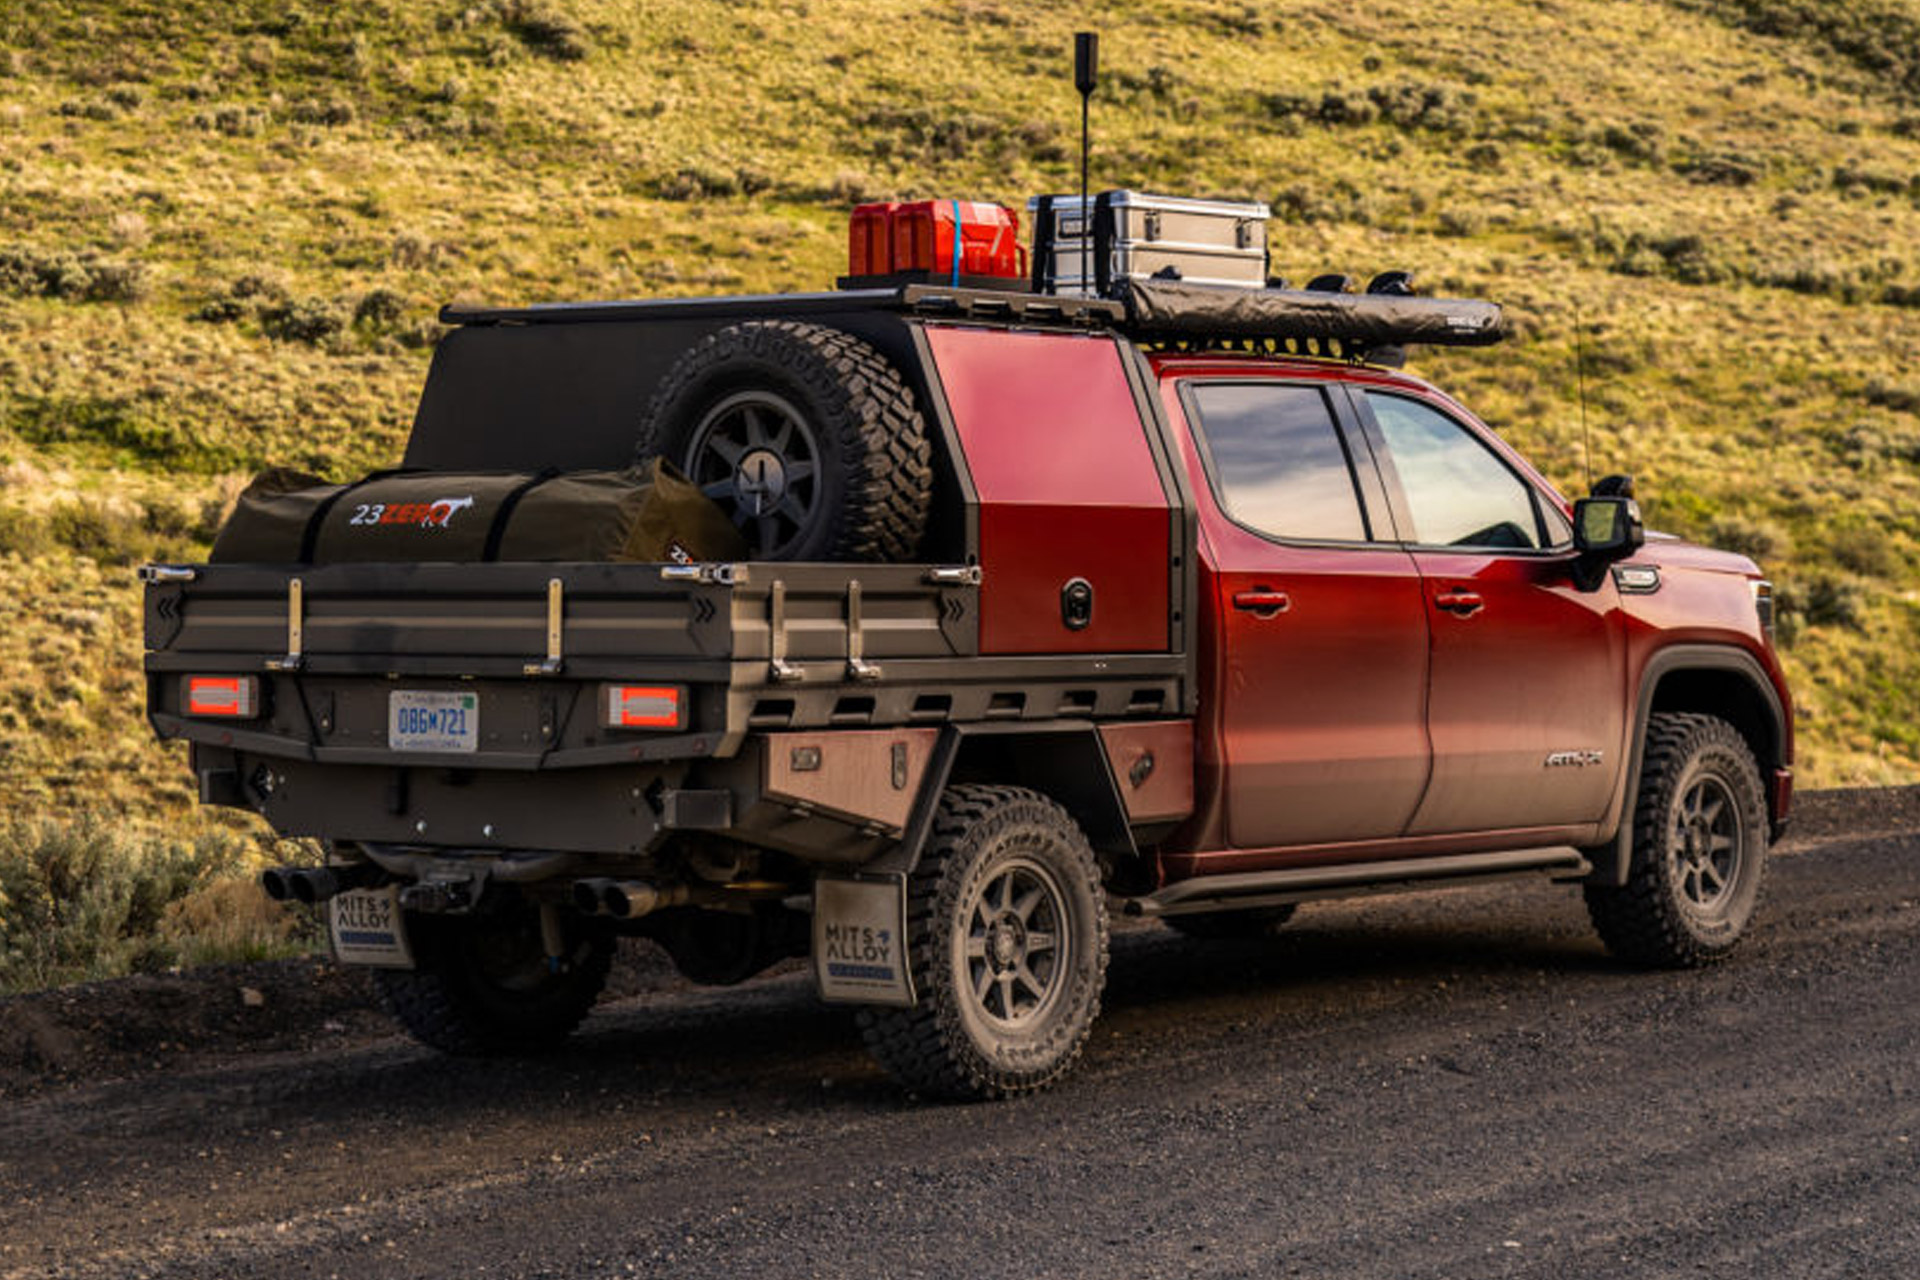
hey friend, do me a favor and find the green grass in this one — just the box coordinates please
[0,813,320,994]
[2,0,1919,984]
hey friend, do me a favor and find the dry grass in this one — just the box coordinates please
[1,0,1918,981]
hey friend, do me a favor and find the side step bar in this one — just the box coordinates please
[1124,847,1591,917]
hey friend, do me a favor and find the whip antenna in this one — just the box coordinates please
[1574,299,1593,492]
[1074,32,1098,297]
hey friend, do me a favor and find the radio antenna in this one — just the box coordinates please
[1574,298,1593,492]
[1074,32,1098,297]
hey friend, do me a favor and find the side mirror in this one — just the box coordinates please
[1571,495,1645,591]
[1574,496,1644,556]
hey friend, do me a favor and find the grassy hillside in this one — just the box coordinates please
[2,0,1918,983]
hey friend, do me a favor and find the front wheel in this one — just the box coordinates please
[858,785,1109,1100]
[1585,712,1768,968]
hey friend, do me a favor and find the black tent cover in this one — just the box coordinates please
[1118,279,1506,349]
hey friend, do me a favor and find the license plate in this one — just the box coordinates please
[329,885,414,968]
[388,689,478,753]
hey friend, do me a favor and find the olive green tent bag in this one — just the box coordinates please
[210,459,747,565]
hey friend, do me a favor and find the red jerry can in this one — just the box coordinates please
[892,201,1025,281]
[848,202,900,278]
[856,200,1025,282]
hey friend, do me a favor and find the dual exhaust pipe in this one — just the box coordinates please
[572,878,692,920]
[260,862,383,906]
[264,862,689,922]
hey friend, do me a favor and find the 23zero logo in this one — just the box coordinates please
[347,496,475,529]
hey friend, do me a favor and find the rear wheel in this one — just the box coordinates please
[374,896,613,1056]
[1585,712,1768,968]
[858,786,1109,1100]
[636,320,931,561]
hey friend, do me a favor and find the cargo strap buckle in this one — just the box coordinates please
[768,580,803,684]
[523,577,565,676]
[845,580,882,683]
[266,577,305,672]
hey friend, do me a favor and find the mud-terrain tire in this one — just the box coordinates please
[858,785,1109,1101]
[1585,712,1768,968]
[1162,904,1298,940]
[374,898,613,1056]
[636,320,931,561]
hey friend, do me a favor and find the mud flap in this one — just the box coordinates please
[328,885,415,969]
[812,872,914,1007]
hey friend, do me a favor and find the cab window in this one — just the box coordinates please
[1189,383,1370,543]
[1365,392,1547,550]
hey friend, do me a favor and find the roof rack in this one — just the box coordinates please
[439,279,1504,364]
[438,286,1123,330]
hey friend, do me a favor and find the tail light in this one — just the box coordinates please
[600,684,684,731]
[183,675,261,718]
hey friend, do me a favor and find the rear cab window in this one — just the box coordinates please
[1184,382,1374,544]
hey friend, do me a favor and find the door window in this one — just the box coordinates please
[1189,384,1370,543]
[1365,392,1547,549]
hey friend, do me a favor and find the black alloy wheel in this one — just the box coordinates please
[1585,711,1769,968]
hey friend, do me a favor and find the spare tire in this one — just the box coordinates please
[636,320,931,561]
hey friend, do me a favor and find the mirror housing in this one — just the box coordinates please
[1571,495,1645,591]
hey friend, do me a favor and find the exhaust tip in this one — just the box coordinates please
[602,881,663,920]
[260,868,294,902]
[572,878,611,916]
[289,869,324,905]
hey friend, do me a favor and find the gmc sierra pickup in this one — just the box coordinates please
[143,275,1791,1099]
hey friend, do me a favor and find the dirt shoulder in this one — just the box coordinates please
[1,795,1916,1280]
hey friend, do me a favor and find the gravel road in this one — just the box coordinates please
[3,789,1916,1279]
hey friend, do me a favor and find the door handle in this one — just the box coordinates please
[1435,590,1484,617]
[1232,589,1291,617]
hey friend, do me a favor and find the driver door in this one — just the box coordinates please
[1356,390,1625,836]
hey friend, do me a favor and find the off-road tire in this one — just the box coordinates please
[636,320,931,562]
[1585,712,1768,968]
[1162,904,1298,940]
[858,785,1109,1101]
[374,898,614,1056]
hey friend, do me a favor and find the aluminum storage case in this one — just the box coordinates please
[1029,190,1270,297]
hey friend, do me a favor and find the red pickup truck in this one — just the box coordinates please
[143,278,1791,1099]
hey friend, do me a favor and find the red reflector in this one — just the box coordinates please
[601,685,683,731]
[185,675,259,718]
